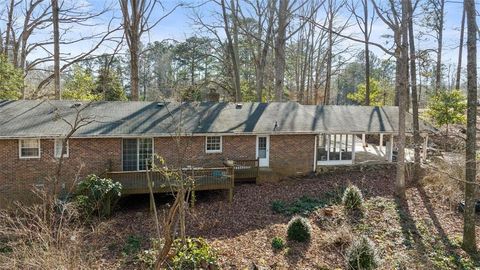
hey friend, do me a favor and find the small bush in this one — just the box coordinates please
[342,185,364,213]
[287,216,312,242]
[346,236,379,270]
[122,235,142,256]
[170,237,218,269]
[271,196,329,216]
[74,174,122,218]
[271,237,285,250]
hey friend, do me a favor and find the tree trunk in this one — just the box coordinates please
[52,0,61,100]
[396,0,409,199]
[434,0,445,93]
[130,36,140,101]
[323,0,333,105]
[407,0,421,181]
[462,0,477,254]
[274,0,288,101]
[455,4,465,90]
[363,0,370,106]
[4,0,15,58]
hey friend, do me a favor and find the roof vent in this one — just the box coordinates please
[157,102,165,108]
[235,103,243,109]
[70,102,82,108]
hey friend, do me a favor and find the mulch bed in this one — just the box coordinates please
[94,169,480,269]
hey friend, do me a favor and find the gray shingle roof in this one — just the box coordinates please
[0,100,435,138]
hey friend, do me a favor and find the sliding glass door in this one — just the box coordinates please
[122,138,153,171]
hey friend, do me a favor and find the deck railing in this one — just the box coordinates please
[105,167,234,196]
[232,159,259,181]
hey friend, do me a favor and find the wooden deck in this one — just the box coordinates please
[106,167,237,202]
[232,159,259,182]
[105,160,259,203]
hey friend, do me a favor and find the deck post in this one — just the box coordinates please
[313,135,318,172]
[149,192,154,212]
[379,133,384,155]
[190,190,196,207]
[362,134,367,147]
[388,135,394,162]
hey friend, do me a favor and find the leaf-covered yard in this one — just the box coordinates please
[87,168,480,269]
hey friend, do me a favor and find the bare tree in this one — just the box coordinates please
[407,0,421,180]
[119,0,181,101]
[455,3,465,90]
[371,0,408,198]
[273,0,321,101]
[51,0,60,99]
[237,0,276,102]
[349,0,374,105]
[220,0,242,102]
[462,0,477,254]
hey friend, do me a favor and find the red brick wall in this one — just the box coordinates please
[0,134,316,206]
[153,135,257,168]
[0,138,121,207]
[270,134,316,176]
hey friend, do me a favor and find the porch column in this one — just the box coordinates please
[422,134,429,161]
[379,133,384,155]
[388,135,394,162]
[362,134,367,147]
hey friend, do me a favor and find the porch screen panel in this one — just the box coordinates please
[341,134,352,160]
[123,139,138,171]
[329,134,341,160]
[138,138,153,170]
[258,137,267,158]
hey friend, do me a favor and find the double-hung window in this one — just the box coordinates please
[19,139,41,159]
[205,136,222,153]
[54,139,69,158]
[122,138,153,171]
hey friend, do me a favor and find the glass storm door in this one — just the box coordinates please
[256,136,269,167]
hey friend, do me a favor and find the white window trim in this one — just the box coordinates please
[19,138,41,159]
[205,136,222,153]
[54,138,69,158]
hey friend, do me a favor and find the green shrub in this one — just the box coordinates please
[342,185,364,213]
[346,236,379,270]
[271,237,285,250]
[170,237,218,269]
[271,196,328,216]
[287,216,312,242]
[74,174,122,218]
[123,235,142,256]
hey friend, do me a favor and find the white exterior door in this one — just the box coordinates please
[256,135,270,167]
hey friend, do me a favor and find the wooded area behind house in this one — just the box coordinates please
[0,0,470,106]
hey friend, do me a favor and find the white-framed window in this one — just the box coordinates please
[54,139,69,158]
[122,138,154,171]
[205,136,222,153]
[19,139,41,159]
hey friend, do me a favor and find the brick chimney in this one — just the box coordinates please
[205,88,220,102]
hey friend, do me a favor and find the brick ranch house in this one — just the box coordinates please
[0,100,434,206]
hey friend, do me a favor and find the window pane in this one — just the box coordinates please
[206,136,221,151]
[258,137,266,158]
[55,139,68,158]
[123,139,137,171]
[21,148,39,157]
[138,138,153,170]
[20,139,39,158]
